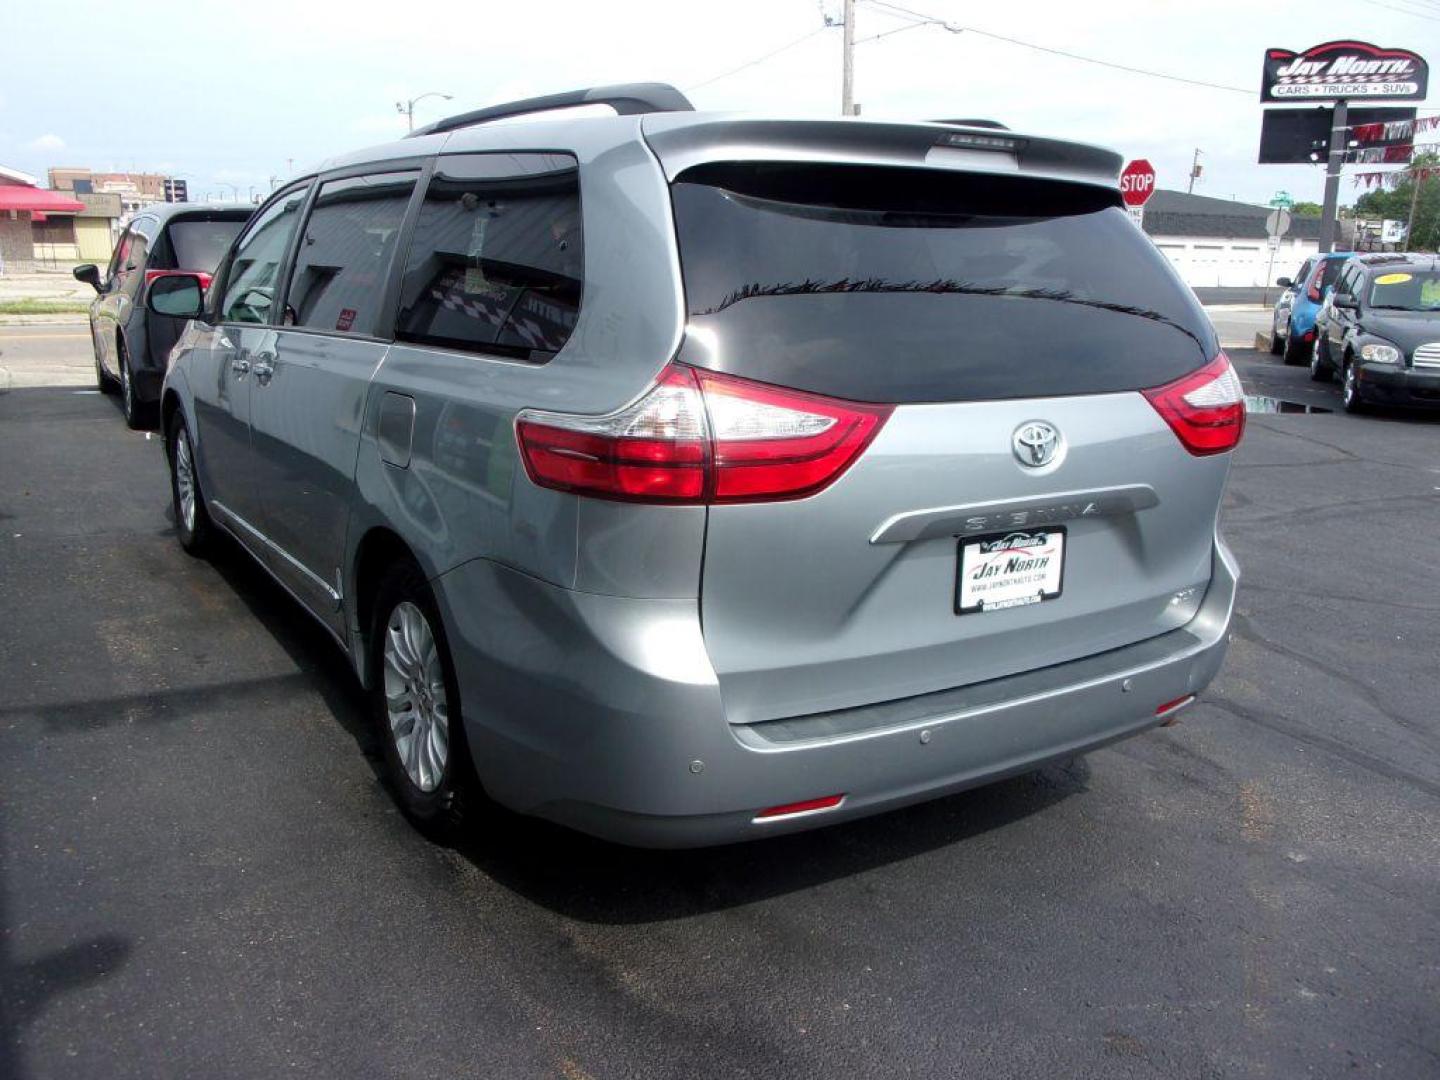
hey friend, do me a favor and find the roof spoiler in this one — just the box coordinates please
[932,119,1009,130]
[409,82,693,138]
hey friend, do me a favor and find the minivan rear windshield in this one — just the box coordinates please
[670,163,1217,404]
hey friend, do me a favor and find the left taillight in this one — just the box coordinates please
[515,363,891,504]
[1142,352,1245,457]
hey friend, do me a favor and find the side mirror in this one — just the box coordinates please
[1276,276,1293,289]
[1333,293,1357,311]
[73,263,103,294]
[146,273,206,319]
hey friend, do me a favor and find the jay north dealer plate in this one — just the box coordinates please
[956,528,1066,615]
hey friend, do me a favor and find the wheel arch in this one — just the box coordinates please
[160,388,184,440]
[350,526,422,687]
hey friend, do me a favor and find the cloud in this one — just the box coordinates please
[27,133,64,152]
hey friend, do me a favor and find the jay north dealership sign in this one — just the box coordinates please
[1261,41,1428,102]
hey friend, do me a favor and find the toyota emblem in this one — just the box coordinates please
[1012,421,1062,469]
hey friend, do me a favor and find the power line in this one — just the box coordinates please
[1358,0,1440,18]
[685,25,833,92]
[855,20,932,45]
[861,0,1254,95]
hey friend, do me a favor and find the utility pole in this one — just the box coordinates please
[1318,100,1348,254]
[1187,149,1203,194]
[841,0,855,116]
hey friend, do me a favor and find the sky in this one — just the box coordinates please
[1,0,1435,207]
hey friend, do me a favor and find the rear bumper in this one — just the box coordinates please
[1358,363,1440,408]
[435,539,1238,848]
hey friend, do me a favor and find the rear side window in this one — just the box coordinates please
[671,163,1217,404]
[284,171,417,335]
[395,152,583,362]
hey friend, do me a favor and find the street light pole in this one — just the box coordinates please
[841,0,855,116]
[397,91,454,133]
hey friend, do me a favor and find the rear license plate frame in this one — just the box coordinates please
[955,526,1067,615]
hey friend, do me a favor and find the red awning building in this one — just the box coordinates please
[0,165,87,274]
[0,186,85,214]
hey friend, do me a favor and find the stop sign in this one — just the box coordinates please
[1120,159,1157,208]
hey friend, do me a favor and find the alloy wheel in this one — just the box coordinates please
[382,601,449,793]
[121,359,134,421]
[174,430,197,533]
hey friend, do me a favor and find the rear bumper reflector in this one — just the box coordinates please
[1156,694,1196,718]
[753,793,846,822]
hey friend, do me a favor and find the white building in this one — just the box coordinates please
[1140,189,1320,290]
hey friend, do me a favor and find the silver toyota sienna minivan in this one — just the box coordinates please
[148,83,1241,847]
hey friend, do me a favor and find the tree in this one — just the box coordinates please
[1290,201,1323,217]
[1353,151,1440,250]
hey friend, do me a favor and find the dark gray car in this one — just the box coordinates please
[1312,252,1440,413]
[75,202,251,427]
[147,84,1243,847]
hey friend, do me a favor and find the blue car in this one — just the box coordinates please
[1271,251,1354,365]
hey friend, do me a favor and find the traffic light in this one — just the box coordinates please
[163,178,188,203]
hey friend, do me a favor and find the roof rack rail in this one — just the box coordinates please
[932,119,1010,130]
[409,82,694,138]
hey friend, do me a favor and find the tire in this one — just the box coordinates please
[93,324,117,393]
[117,339,153,430]
[1310,335,1333,382]
[1269,319,1285,356]
[369,560,476,836]
[1341,357,1366,415]
[167,412,213,555]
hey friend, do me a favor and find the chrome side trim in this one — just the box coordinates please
[269,537,343,607]
[210,499,343,608]
[211,499,265,542]
[208,503,349,655]
[869,484,1159,545]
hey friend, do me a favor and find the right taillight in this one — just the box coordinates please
[1142,352,1245,456]
[515,363,891,504]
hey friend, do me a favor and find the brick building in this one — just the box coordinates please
[49,168,168,216]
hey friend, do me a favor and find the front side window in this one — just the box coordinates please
[284,171,417,334]
[1337,265,1362,301]
[220,187,309,325]
[395,152,583,361]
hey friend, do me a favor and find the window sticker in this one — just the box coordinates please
[1374,272,1412,285]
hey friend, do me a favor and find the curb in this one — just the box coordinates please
[0,315,90,327]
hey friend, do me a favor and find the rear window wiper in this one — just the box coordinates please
[700,278,1208,356]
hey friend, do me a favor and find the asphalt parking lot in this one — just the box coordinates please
[1,331,1438,1079]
